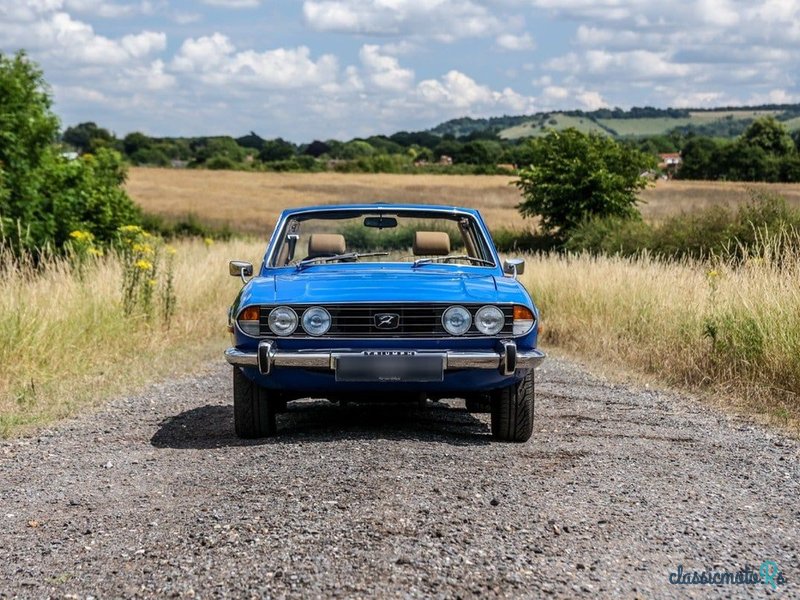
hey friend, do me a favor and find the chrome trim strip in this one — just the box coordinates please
[224,344,546,373]
[224,347,259,367]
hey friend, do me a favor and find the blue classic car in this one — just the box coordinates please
[224,204,545,441]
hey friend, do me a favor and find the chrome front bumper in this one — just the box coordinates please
[225,340,545,377]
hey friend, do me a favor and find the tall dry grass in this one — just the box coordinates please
[521,239,800,425]
[0,239,264,436]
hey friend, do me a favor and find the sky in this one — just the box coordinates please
[1,0,799,142]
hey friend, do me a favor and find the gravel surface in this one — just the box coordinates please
[1,357,798,599]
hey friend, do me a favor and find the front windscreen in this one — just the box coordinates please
[269,210,494,268]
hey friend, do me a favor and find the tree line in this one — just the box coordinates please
[63,115,800,183]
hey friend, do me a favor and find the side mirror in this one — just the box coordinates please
[503,258,525,278]
[229,260,253,283]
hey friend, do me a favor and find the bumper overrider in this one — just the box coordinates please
[225,339,545,377]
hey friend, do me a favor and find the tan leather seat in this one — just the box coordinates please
[307,233,346,257]
[413,231,450,256]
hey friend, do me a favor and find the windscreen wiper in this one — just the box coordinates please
[412,255,493,267]
[296,251,389,270]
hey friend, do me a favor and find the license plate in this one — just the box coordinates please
[335,352,444,383]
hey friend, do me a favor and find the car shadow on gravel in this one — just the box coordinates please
[150,400,492,449]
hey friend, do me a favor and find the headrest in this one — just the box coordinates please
[413,231,450,256]
[307,233,346,256]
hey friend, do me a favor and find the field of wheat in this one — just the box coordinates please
[126,168,800,234]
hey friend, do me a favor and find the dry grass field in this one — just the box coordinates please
[126,168,800,234]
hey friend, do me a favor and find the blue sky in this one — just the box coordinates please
[1,0,798,142]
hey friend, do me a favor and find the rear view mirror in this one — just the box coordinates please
[229,260,253,283]
[364,216,398,229]
[503,258,525,278]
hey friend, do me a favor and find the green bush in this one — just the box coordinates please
[564,190,800,260]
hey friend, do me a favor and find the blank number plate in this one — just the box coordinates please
[335,352,444,382]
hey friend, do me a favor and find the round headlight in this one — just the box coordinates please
[268,306,298,336]
[302,306,331,336]
[442,305,472,336]
[474,305,505,335]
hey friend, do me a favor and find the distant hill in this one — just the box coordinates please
[429,104,800,140]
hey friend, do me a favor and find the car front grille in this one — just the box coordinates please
[258,303,514,338]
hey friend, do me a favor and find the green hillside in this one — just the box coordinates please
[432,104,800,141]
[500,114,613,139]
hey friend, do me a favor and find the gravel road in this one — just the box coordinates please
[1,356,798,599]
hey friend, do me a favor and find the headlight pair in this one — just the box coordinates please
[240,305,331,337]
[442,305,505,336]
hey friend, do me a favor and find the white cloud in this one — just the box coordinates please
[120,31,166,58]
[0,1,165,65]
[359,44,414,92]
[496,32,535,51]
[671,91,726,107]
[747,88,799,105]
[416,70,534,113]
[172,34,339,89]
[542,85,568,100]
[124,59,176,91]
[303,0,503,41]
[575,90,608,110]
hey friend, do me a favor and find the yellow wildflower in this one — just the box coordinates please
[707,269,720,280]
[119,225,143,234]
[135,259,153,271]
[165,245,177,256]
[132,243,154,255]
[203,237,214,247]
[147,278,157,287]
[87,248,104,257]
[69,230,93,242]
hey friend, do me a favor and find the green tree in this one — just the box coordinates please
[677,137,723,180]
[190,136,246,166]
[122,131,153,156]
[740,116,796,156]
[0,51,139,252]
[259,138,295,162]
[0,51,59,213]
[515,128,655,238]
[62,122,114,154]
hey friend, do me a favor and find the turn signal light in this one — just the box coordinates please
[513,305,535,336]
[240,306,260,321]
[513,305,533,321]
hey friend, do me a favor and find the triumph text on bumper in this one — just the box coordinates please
[225,340,545,377]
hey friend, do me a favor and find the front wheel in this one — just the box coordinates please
[233,367,277,438]
[490,372,534,442]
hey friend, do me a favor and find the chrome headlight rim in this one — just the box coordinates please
[441,304,472,336]
[474,304,505,336]
[301,306,332,337]
[267,305,298,337]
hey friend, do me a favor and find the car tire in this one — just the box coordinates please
[233,366,277,438]
[464,394,491,413]
[490,372,534,442]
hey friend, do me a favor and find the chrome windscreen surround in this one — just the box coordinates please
[257,303,515,338]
